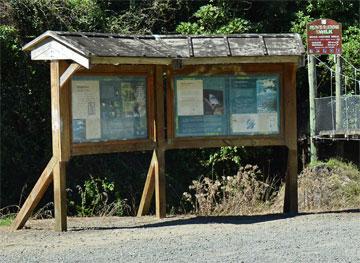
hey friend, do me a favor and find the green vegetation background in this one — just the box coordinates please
[1,0,359,216]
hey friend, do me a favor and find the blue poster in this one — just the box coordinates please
[175,74,280,137]
[72,76,147,143]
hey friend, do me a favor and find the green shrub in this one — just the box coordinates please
[71,176,128,217]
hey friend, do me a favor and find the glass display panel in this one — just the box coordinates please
[72,76,147,143]
[174,75,280,137]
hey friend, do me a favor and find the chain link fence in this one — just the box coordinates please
[315,95,360,134]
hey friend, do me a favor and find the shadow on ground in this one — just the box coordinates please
[69,208,360,232]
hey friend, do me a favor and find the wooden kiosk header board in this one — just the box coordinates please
[14,31,305,231]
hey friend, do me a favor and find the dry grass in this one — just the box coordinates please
[297,159,360,212]
[182,164,279,215]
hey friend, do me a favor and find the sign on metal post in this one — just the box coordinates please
[307,19,342,55]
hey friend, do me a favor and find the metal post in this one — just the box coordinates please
[308,55,317,162]
[335,54,342,130]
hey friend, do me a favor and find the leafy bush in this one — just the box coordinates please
[182,164,279,215]
[176,4,254,34]
[71,176,128,217]
[298,159,360,211]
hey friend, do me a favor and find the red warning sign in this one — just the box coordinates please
[307,19,342,55]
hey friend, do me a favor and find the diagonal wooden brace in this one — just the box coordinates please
[137,151,157,217]
[11,157,58,230]
[59,63,81,89]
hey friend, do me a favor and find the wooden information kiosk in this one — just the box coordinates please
[12,31,305,231]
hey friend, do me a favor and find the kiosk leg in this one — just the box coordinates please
[155,148,166,218]
[53,161,67,231]
[284,148,298,214]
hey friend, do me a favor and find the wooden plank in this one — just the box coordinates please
[51,61,69,231]
[11,157,57,230]
[91,56,172,65]
[53,161,67,231]
[51,61,71,162]
[147,67,156,142]
[283,63,298,214]
[182,56,300,65]
[71,140,155,156]
[155,148,166,218]
[90,56,300,66]
[60,63,81,88]
[155,65,166,143]
[137,151,156,216]
[76,64,152,74]
[166,66,174,143]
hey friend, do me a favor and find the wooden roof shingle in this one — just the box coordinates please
[23,31,305,68]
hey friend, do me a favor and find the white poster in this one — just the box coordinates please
[231,113,258,133]
[72,80,101,139]
[176,79,204,116]
[231,113,278,133]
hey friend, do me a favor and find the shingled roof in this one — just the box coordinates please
[23,31,305,68]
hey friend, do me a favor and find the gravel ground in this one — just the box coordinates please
[1,212,359,263]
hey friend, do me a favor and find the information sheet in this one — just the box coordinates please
[72,80,101,140]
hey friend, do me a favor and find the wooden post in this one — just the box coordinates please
[137,65,166,218]
[155,148,166,218]
[53,161,67,231]
[308,55,317,162]
[51,61,71,231]
[154,65,166,218]
[284,63,298,214]
[335,54,342,130]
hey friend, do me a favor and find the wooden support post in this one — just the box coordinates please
[154,65,166,218]
[53,161,67,231]
[284,63,298,214]
[51,61,71,231]
[137,152,156,216]
[308,55,317,162]
[155,148,166,218]
[11,157,57,230]
[335,54,342,130]
[137,65,166,218]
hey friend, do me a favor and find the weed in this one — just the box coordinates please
[72,176,129,217]
[183,164,279,215]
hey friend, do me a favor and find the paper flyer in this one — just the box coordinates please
[177,79,204,116]
[72,80,101,139]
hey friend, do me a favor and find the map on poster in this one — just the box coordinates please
[175,75,280,137]
[72,76,147,143]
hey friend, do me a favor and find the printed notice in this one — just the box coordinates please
[72,80,101,139]
[231,113,278,134]
[231,113,258,133]
[177,79,204,116]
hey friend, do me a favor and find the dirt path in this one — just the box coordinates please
[1,212,359,262]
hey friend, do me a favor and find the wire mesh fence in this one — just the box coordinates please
[315,95,360,135]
